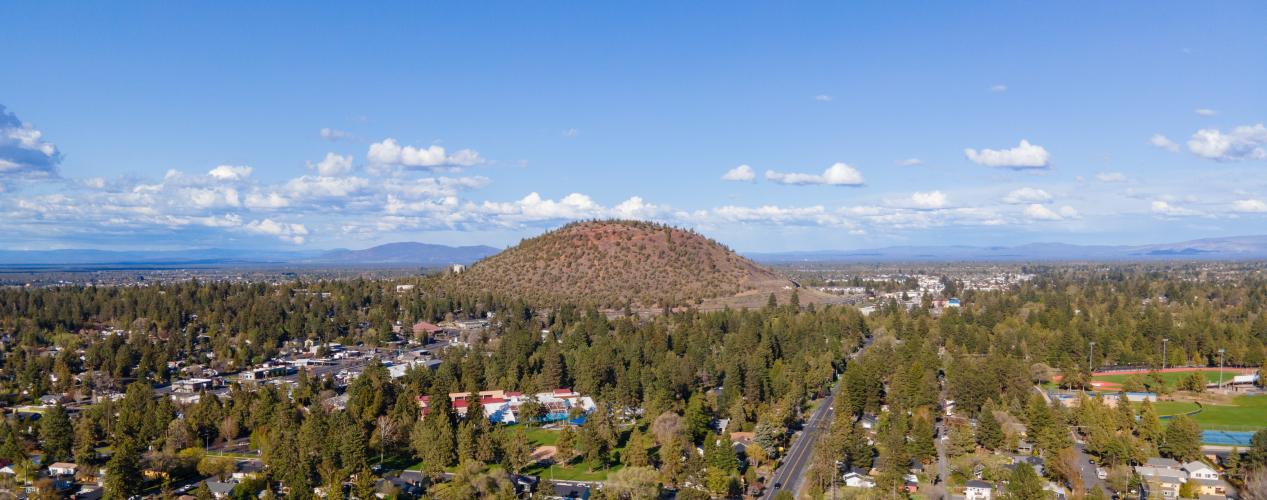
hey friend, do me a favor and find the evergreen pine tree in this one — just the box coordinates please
[977,408,1004,451]
[40,403,74,461]
[104,437,143,500]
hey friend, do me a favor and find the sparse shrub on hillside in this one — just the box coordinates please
[449,220,783,307]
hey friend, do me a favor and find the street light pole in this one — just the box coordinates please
[1218,348,1226,392]
[1162,338,1170,370]
[1088,341,1096,373]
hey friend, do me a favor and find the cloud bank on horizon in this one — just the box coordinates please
[1,2,1265,252]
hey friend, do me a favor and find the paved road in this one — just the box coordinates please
[763,336,872,499]
[929,375,950,500]
[762,382,838,499]
[1033,385,1109,497]
[1071,442,1109,496]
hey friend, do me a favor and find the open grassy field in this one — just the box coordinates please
[1143,400,1201,417]
[516,424,626,481]
[1092,368,1250,392]
[522,460,622,481]
[1140,395,1267,431]
[1186,395,1267,431]
[523,426,559,446]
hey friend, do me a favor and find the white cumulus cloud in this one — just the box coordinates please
[478,192,602,221]
[896,158,923,166]
[814,94,833,102]
[308,153,354,177]
[613,196,663,219]
[1003,187,1052,204]
[207,165,253,181]
[909,191,948,209]
[244,191,290,209]
[1150,134,1180,152]
[284,175,370,199]
[1021,204,1077,221]
[245,218,309,244]
[367,138,485,168]
[1233,199,1267,213]
[1151,200,1202,217]
[1194,108,1217,117]
[1186,124,1267,161]
[964,139,1050,168]
[721,164,756,182]
[765,162,864,186]
[0,105,61,180]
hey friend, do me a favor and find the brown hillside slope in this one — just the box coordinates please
[452,220,789,307]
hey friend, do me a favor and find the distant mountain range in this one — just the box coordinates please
[747,235,1267,263]
[8,234,1267,269]
[0,242,501,268]
[298,242,501,266]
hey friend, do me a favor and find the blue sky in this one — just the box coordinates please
[2,2,1266,252]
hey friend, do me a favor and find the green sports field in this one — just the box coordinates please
[1186,396,1267,431]
[1092,368,1244,392]
[1139,396,1267,431]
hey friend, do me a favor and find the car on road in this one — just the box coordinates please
[1096,467,1107,480]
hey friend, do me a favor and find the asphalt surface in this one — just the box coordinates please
[763,385,838,498]
[1033,385,1109,497]
[1072,442,1110,496]
[930,380,950,500]
[763,336,871,499]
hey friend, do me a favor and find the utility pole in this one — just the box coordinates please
[1088,341,1096,373]
[1162,338,1170,370]
[1218,348,1226,392]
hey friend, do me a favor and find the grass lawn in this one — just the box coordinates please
[404,454,619,481]
[1142,395,1267,432]
[1139,400,1201,417]
[522,460,622,481]
[523,426,559,447]
[1093,369,1242,392]
[1186,395,1267,431]
[404,424,629,481]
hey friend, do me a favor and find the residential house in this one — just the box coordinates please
[965,480,993,499]
[729,432,755,455]
[231,460,265,481]
[903,474,919,493]
[1135,464,1186,499]
[172,378,214,393]
[1146,457,1183,469]
[1190,478,1233,498]
[842,470,876,489]
[205,480,238,499]
[1181,461,1219,481]
[48,462,78,476]
[548,481,590,499]
[412,321,444,338]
